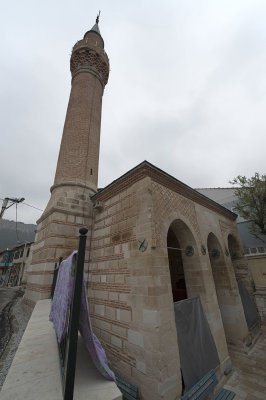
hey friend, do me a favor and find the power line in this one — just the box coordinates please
[0,197,25,221]
[21,202,44,212]
[0,198,43,212]
[15,202,21,243]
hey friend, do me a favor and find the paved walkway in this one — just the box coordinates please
[0,287,30,390]
[0,287,24,359]
[225,327,266,400]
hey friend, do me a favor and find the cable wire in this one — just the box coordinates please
[0,198,43,212]
[21,202,44,212]
[15,203,21,243]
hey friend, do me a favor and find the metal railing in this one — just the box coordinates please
[51,226,88,400]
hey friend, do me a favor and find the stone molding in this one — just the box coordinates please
[50,181,97,194]
[71,48,109,86]
[37,205,92,225]
[93,162,236,221]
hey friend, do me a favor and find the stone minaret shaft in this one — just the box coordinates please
[54,25,109,193]
[24,21,109,308]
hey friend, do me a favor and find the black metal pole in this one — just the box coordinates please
[64,226,88,400]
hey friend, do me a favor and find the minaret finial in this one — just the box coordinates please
[96,10,100,24]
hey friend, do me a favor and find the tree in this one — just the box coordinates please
[230,173,266,241]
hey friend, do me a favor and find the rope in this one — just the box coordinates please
[167,246,220,255]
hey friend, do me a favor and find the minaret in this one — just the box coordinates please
[53,15,109,193]
[24,17,109,307]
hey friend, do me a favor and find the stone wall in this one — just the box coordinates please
[88,167,252,399]
[254,290,266,323]
[249,254,266,323]
[88,182,137,377]
[88,176,182,399]
[24,185,93,309]
[24,161,256,399]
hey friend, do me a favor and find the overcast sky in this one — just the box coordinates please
[1,0,266,224]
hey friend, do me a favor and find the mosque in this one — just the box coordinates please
[24,18,259,400]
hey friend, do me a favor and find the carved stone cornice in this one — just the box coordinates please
[92,161,237,221]
[70,48,109,86]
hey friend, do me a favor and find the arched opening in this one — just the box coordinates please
[167,222,220,391]
[228,234,242,281]
[167,219,199,302]
[167,227,187,302]
[207,232,233,343]
[167,220,198,391]
[228,234,260,332]
[208,233,229,297]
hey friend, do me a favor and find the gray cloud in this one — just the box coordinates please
[1,0,266,223]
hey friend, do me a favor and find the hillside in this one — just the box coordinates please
[0,219,36,251]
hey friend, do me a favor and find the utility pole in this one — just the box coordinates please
[0,197,25,221]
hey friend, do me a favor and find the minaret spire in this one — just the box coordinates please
[84,11,102,38]
[96,10,100,24]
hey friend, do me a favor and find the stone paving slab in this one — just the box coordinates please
[224,327,266,400]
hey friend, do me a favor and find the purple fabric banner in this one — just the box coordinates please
[49,251,115,381]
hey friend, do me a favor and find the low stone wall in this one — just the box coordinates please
[254,289,266,324]
[0,299,122,400]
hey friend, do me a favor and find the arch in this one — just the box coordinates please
[207,232,235,344]
[207,232,231,294]
[228,234,242,267]
[228,233,259,333]
[164,220,232,370]
[207,232,249,345]
[227,233,254,290]
[227,233,248,283]
[167,219,200,302]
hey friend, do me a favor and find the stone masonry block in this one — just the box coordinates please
[119,293,128,302]
[105,306,116,319]
[136,360,147,374]
[111,324,127,338]
[94,318,111,332]
[109,292,118,301]
[115,274,124,284]
[128,330,144,347]
[107,275,115,283]
[95,304,105,316]
[76,216,85,224]
[158,374,178,397]
[111,335,122,349]
[119,309,131,323]
[101,331,111,344]
[94,290,108,300]
[143,309,161,327]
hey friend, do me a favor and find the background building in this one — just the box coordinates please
[0,242,33,287]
